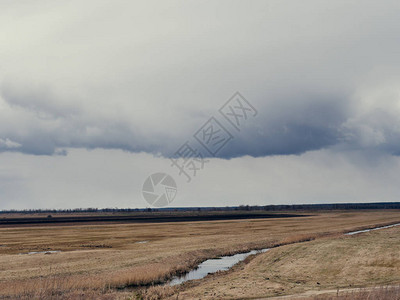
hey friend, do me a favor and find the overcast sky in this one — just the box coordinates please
[1,0,400,209]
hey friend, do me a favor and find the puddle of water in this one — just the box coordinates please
[20,250,61,255]
[135,241,149,244]
[346,223,400,235]
[169,248,269,286]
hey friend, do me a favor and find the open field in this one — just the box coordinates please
[0,210,400,299]
[175,219,400,299]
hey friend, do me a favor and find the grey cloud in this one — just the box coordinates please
[2,81,399,159]
[0,138,21,149]
[340,105,400,155]
[0,84,179,156]
[218,94,351,158]
[0,0,399,158]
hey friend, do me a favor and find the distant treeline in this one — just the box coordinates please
[1,202,400,214]
[254,202,400,211]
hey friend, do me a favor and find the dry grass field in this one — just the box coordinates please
[175,220,400,299]
[0,210,399,299]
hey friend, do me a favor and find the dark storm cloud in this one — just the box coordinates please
[2,83,399,159]
[0,83,349,157]
[217,94,350,158]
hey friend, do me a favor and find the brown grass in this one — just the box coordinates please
[176,224,400,299]
[0,210,400,299]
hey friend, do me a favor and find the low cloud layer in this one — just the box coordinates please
[1,75,399,158]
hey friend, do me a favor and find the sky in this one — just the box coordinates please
[1,0,400,209]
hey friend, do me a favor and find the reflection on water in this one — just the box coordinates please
[19,250,61,255]
[346,223,400,235]
[167,222,400,286]
[169,249,269,286]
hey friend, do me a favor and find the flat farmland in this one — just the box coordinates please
[0,210,399,299]
[177,217,400,299]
